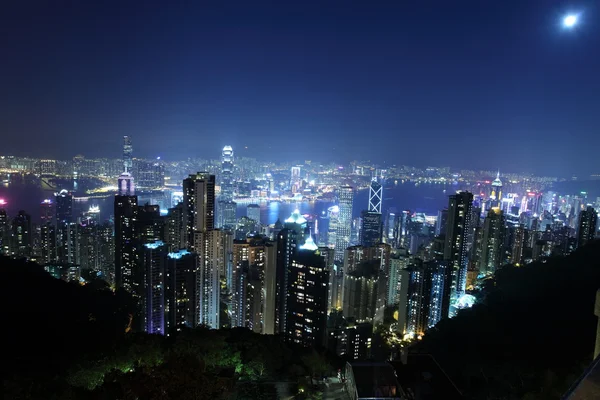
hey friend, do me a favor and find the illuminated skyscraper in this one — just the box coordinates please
[77,206,103,271]
[342,261,379,323]
[360,210,383,247]
[55,190,72,225]
[490,172,503,207]
[335,185,354,262]
[40,222,57,263]
[221,146,234,202]
[275,228,297,334]
[0,203,9,255]
[577,206,598,248]
[511,224,526,265]
[290,166,302,193]
[406,259,451,337]
[479,208,506,275]
[247,204,261,224]
[39,199,57,263]
[114,178,139,292]
[118,173,135,196]
[182,172,215,250]
[232,239,276,334]
[286,244,329,347]
[142,241,168,335]
[165,249,197,335]
[368,179,382,213]
[217,200,237,230]
[40,199,54,226]
[165,203,185,250]
[123,135,133,173]
[444,191,473,305]
[435,209,448,237]
[55,190,75,264]
[217,146,236,230]
[196,229,228,329]
[11,210,32,258]
[327,205,339,249]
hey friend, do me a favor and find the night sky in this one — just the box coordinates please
[2,1,599,176]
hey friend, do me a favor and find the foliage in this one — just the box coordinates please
[1,257,340,399]
[301,350,331,377]
[235,382,278,399]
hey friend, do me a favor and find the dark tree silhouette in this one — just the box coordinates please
[416,240,600,399]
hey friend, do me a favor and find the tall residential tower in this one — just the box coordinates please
[444,191,473,307]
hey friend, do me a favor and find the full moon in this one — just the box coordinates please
[563,14,578,28]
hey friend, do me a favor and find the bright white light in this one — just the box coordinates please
[563,14,578,28]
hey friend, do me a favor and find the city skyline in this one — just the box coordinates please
[2,1,600,176]
[2,144,598,180]
[2,2,600,398]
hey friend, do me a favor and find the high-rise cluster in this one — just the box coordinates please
[2,141,598,359]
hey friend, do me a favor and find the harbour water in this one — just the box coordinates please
[1,180,457,224]
[239,182,455,225]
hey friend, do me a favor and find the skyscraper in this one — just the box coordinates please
[196,229,229,329]
[286,245,329,347]
[577,206,598,248]
[40,222,57,263]
[360,210,383,247]
[183,172,215,250]
[138,204,165,244]
[221,146,234,202]
[511,224,526,265]
[290,166,302,193]
[490,172,503,207]
[165,203,184,250]
[231,239,276,334]
[142,241,168,335]
[165,249,197,335]
[335,185,354,262]
[406,259,451,337]
[444,191,473,305]
[118,173,135,196]
[114,175,139,292]
[247,204,261,224]
[55,190,72,225]
[123,135,133,173]
[217,146,236,230]
[479,207,506,275]
[435,209,448,237]
[272,229,294,333]
[342,261,379,323]
[55,190,75,264]
[11,210,32,258]
[217,200,237,230]
[0,203,9,255]
[40,199,54,226]
[39,199,57,263]
[368,179,382,213]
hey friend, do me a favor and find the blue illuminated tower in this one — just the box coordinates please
[444,191,473,307]
[335,185,354,262]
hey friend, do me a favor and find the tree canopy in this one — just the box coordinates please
[1,257,337,399]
